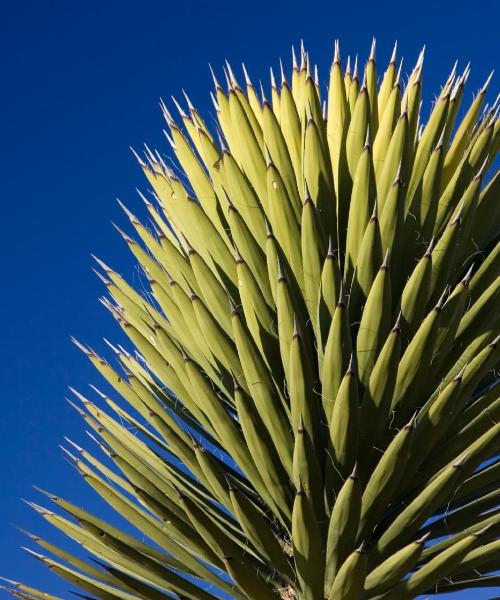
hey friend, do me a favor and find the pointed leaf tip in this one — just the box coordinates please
[480,70,494,94]
[369,37,376,61]
[416,531,431,544]
[392,311,402,332]
[390,41,398,64]
[171,95,187,119]
[270,66,277,90]
[334,39,340,64]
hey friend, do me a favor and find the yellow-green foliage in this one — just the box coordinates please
[6,40,500,600]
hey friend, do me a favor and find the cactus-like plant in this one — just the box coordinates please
[4,40,499,600]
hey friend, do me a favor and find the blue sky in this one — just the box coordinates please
[0,0,498,598]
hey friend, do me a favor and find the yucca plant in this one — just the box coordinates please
[4,39,499,600]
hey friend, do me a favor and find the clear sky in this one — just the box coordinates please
[0,1,498,598]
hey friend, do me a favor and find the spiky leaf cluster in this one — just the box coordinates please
[6,40,500,600]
